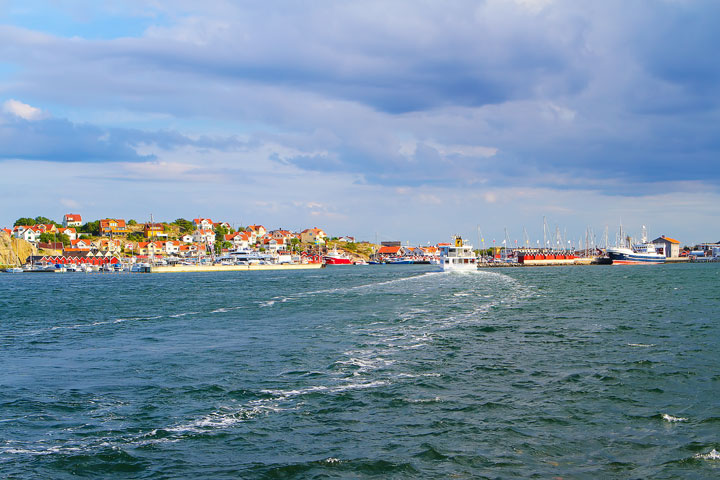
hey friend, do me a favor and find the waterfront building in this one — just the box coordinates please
[651,235,681,258]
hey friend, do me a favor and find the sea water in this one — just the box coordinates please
[1,264,719,478]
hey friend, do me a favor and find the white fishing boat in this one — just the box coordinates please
[607,225,665,265]
[439,236,478,272]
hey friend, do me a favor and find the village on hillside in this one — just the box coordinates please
[1,214,450,270]
[3,213,720,272]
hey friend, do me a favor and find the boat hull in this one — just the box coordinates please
[324,256,353,265]
[607,252,665,264]
[440,263,478,272]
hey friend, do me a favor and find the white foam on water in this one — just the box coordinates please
[165,401,283,434]
[210,308,228,313]
[261,379,389,400]
[395,372,441,378]
[170,312,199,318]
[694,449,720,460]
[628,343,655,347]
[404,396,442,403]
[258,300,275,308]
[323,457,341,464]
[662,413,688,422]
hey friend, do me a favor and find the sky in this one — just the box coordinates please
[1,0,719,246]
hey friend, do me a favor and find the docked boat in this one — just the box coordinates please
[439,236,478,272]
[607,243,666,264]
[607,226,665,265]
[324,247,353,265]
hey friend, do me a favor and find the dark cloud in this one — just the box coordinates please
[1,1,720,194]
[0,114,250,163]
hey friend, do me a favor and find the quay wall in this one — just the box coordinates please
[149,263,324,273]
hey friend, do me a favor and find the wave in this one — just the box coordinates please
[694,449,720,460]
[662,413,688,422]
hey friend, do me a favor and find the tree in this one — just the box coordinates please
[214,226,229,254]
[127,232,145,242]
[34,216,59,226]
[39,232,70,246]
[173,218,195,234]
[79,220,100,235]
[128,219,138,225]
[214,240,232,255]
[14,217,36,227]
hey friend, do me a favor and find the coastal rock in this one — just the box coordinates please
[0,231,35,266]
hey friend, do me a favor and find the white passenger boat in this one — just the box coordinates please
[439,236,478,272]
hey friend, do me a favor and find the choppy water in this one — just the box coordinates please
[1,264,719,478]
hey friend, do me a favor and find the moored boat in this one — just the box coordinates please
[607,244,665,264]
[607,225,665,265]
[324,247,353,265]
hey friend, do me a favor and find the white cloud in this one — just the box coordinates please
[60,198,80,209]
[2,99,47,120]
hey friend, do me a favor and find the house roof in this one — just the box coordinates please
[301,227,325,235]
[64,214,82,221]
[100,219,127,228]
[378,246,401,254]
[660,235,680,244]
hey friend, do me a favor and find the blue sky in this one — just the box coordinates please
[1,0,719,246]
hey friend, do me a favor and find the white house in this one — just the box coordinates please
[181,234,194,244]
[63,214,82,227]
[193,218,214,230]
[58,227,77,241]
[13,226,41,243]
[192,229,215,244]
[225,232,251,250]
[164,240,181,255]
[262,237,285,252]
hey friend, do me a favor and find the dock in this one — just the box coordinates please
[148,263,324,273]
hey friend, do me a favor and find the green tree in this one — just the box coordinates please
[79,220,100,235]
[214,226,229,254]
[128,219,138,225]
[34,216,59,226]
[214,240,232,255]
[127,232,145,242]
[14,217,36,226]
[173,218,195,234]
[39,232,70,246]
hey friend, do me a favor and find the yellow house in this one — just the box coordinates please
[300,227,327,245]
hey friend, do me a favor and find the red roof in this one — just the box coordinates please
[64,214,82,222]
[660,236,680,244]
[378,246,401,254]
